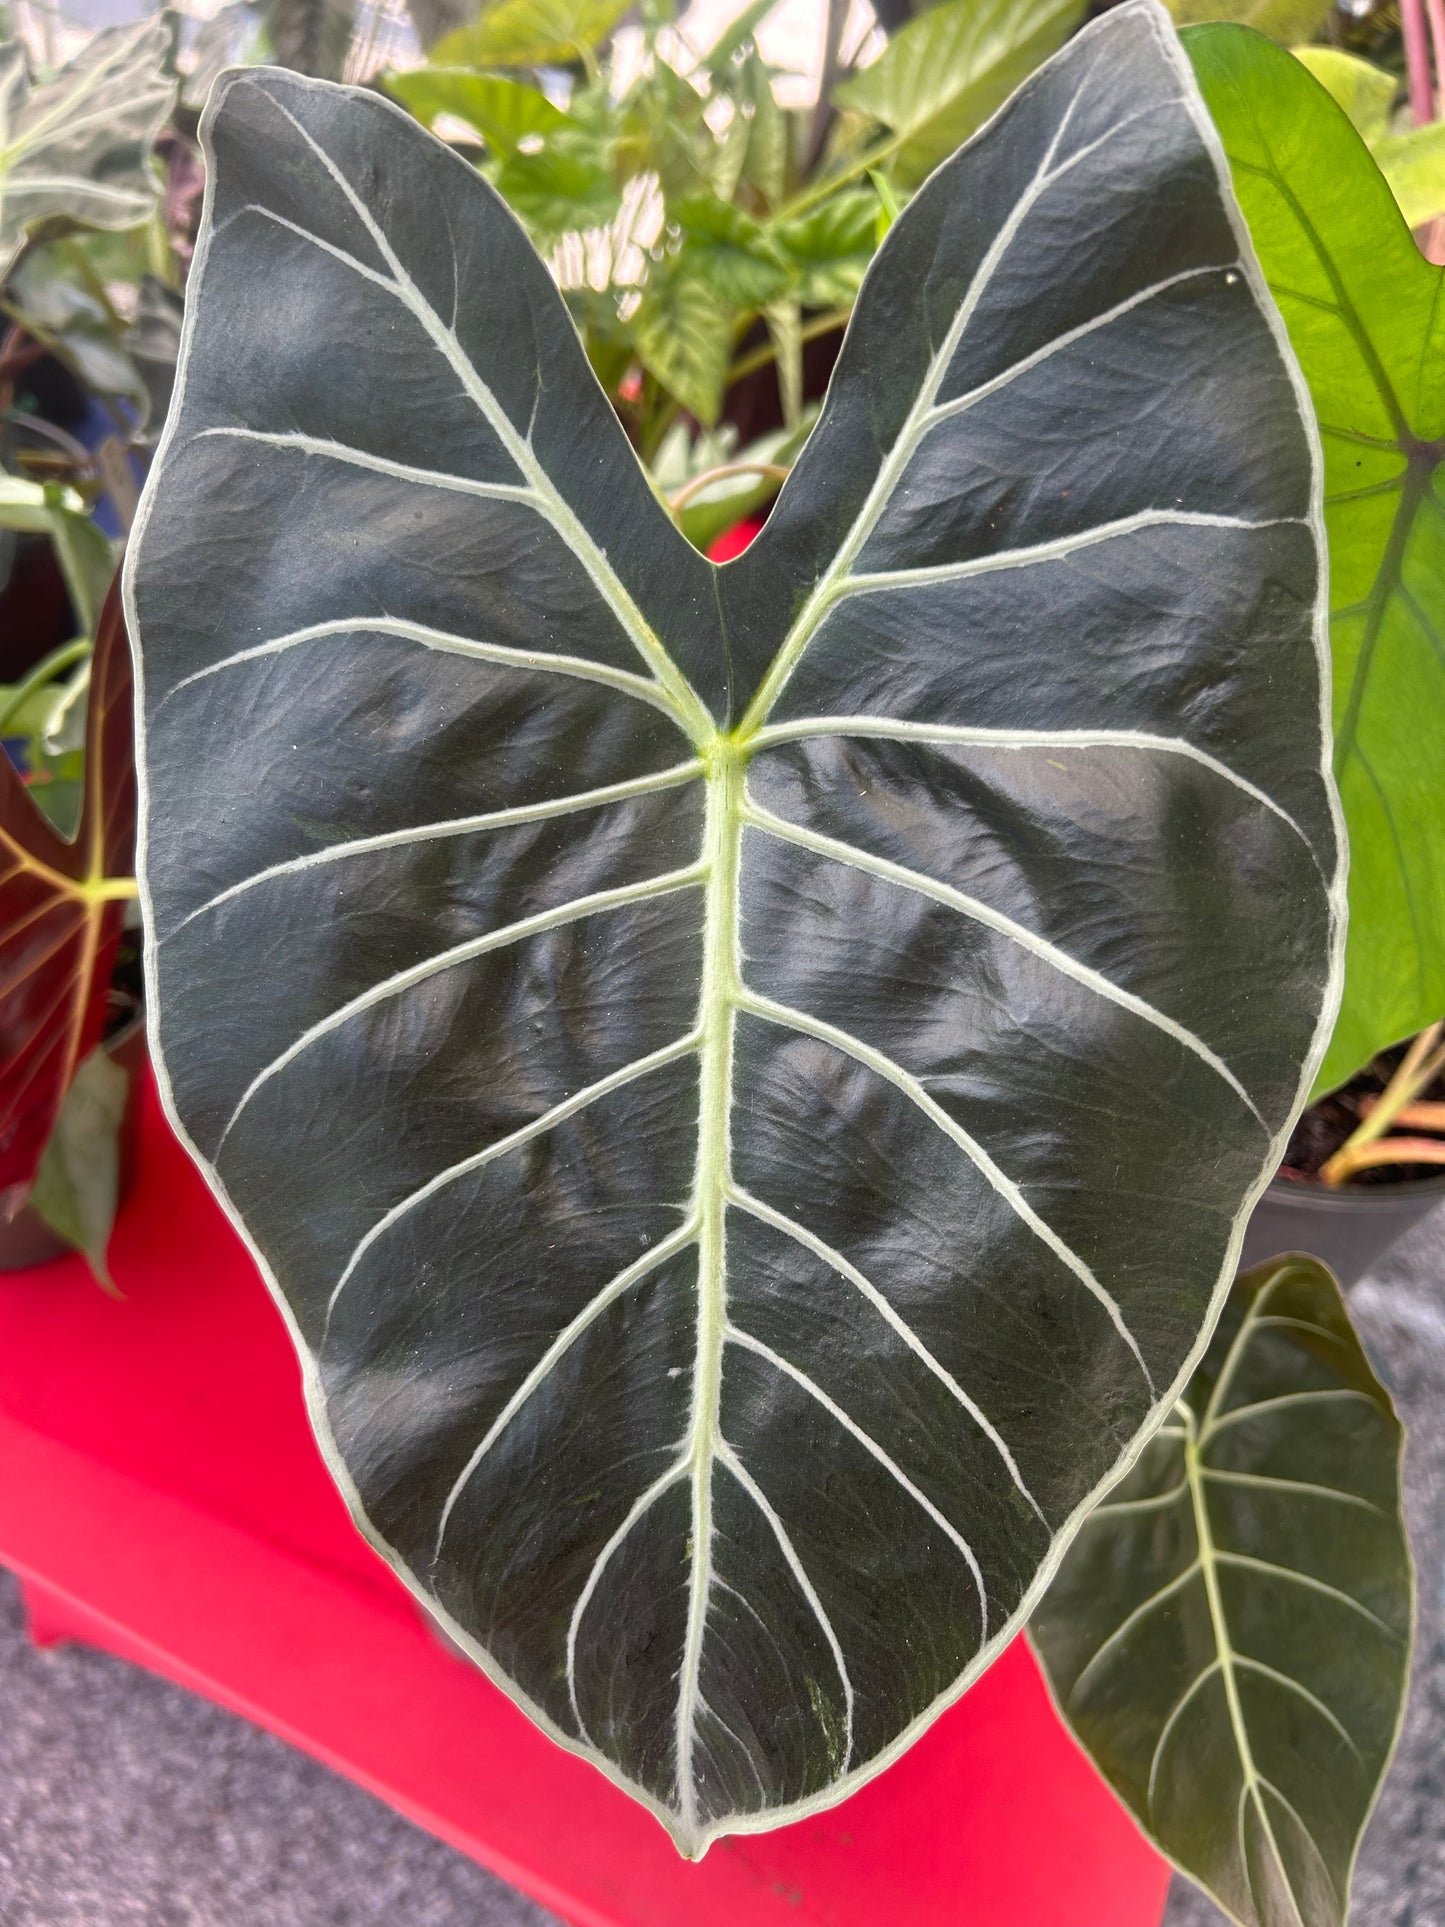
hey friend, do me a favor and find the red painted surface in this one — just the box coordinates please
[0,1079,1170,1926]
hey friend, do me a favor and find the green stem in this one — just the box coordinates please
[0,636,89,736]
[1323,1019,1445,1183]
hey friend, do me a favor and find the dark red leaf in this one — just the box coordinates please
[0,578,136,1197]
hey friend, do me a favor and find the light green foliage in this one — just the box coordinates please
[1296,47,1445,230]
[1167,0,1333,35]
[433,0,632,70]
[1190,25,1445,1095]
[835,0,1084,188]
[383,68,570,153]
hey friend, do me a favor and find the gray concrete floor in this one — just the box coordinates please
[1,1207,1440,1926]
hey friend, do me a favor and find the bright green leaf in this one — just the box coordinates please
[384,68,570,155]
[1190,26,1445,1093]
[836,0,1084,189]
[434,0,631,69]
[1034,1255,1412,1927]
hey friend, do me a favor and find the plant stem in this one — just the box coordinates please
[669,459,790,513]
[1322,1019,1445,1183]
[726,306,850,384]
[1403,0,1435,126]
[1428,0,1445,116]
[0,637,90,736]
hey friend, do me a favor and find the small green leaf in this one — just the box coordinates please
[433,0,631,69]
[1189,25,1445,1093]
[633,258,731,423]
[1033,1256,1412,1927]
[1167,0,1334,38]
[674,193,790,307]
[383,68,570,155]
[772,188,877,308]
[31,1045,130,1290]
[495,143,621,235]
[836,0,1083,189]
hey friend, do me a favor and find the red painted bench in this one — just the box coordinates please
[0,1076,1170,1927]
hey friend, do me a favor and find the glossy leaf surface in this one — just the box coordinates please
[1033,1256,1412,1927]
[1189,29,1445,1094]
[0,20,174,279]
[0,582,135,1200]
[126,1,1341,1853]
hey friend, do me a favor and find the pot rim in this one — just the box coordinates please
[1265,1167,1445,1211]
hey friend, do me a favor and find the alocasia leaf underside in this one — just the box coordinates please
[126,0,1342,1853]
[1189,27,1445,1096]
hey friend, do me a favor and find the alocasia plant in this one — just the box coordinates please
[125,0,1343,1853]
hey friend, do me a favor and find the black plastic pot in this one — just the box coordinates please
[0,1015,146,1271]
[1239,1171,1445,1289]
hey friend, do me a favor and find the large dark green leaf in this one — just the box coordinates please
[1033,1256,1412,1927]
[0,20,175,279]
[1187,29,1445,1096]
[125,1,1341,1854]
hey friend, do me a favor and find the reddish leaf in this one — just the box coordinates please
[0,579,136,1198]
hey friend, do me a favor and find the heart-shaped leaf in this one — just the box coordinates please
[125,1,1341,1853]
[0,581,136,1200]
[1187,29,1445,1095]
[1032,1255,1412,1927]
[0,20,175,280]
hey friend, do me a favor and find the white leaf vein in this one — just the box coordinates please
[727,1183,1046,1524]
[735,988,1154,1394]
[166,761,704,938]
[217,862,706,1149]
[742,798,1265,1126]
[724,1323,989,1636]
[158,616,677,720]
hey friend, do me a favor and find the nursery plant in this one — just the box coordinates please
[126,0,1366,1872]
